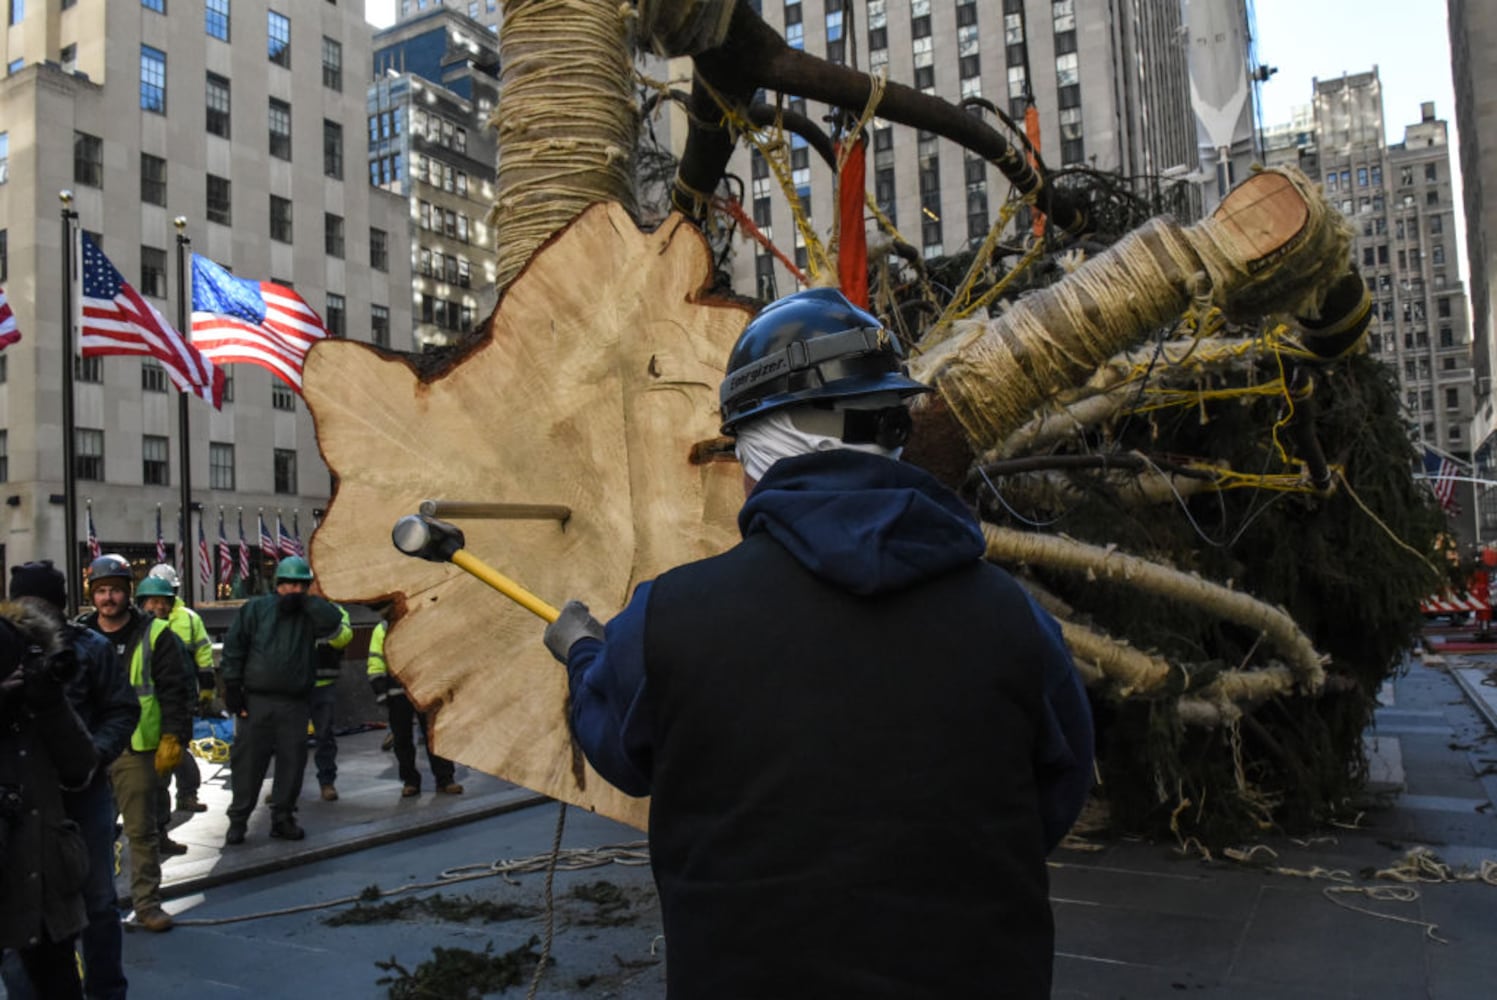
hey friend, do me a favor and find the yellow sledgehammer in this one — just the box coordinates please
[391,514,559,623]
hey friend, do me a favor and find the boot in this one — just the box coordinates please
[320,784,339,802]
[134,907,174,932]
[176,795,209,813]
[159,836,189,857]
[225,821,247,846]
[437,783,464,795]
[269,818,305,841]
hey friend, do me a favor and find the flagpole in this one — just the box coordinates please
[59,191,80,610]
[174,216,196,606]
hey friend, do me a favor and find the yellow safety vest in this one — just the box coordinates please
[129,618,172,752]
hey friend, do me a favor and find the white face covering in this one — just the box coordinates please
[733,405,904,482]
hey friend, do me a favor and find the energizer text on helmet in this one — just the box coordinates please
[734,409,903,482]
[720,326,887,406]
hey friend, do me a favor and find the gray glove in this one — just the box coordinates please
[543,600,605,664]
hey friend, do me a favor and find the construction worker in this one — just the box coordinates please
[309,602,353,800]
[220,555,346,844]
[78,554,192,934]
[140,565,215,813]
[3,561,137,1000]
[543,288,1095,997]
[366,618,463,798]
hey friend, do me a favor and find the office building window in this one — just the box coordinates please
[0,229,6,281]
[141,153,167,205]
[272,382,296,411]
[140,246,168,298]
[142,0,164,11]
[371,304,390,348]
[321,36,341,91]
[0,131,7,184]
[8,0,21,26]
[75,354,103,383]
[268,10,290,67]
[274,449,297,494]
[141,357,168,392]
[0,429,7,482]
[209,442,235,489]
[326,293,345,338]
[76,428,104,481]
[268,98,291,159]
[206,174,231,225]
[74,131,103,187]
[140,46,166,112]
[206,73,231,137]
[269,195,293,243]
[322,119,343,179]
[143,434,169,485]
[324,213,344,258]
[370,227,388,271]
[205,0,229,40]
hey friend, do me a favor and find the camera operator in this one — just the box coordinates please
[0,599,98,1000]
[2,561,137,1000]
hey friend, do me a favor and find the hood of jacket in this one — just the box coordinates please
[737,449,985,596]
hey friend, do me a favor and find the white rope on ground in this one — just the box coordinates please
[1213,843,1497,945]
[168,838,651,927]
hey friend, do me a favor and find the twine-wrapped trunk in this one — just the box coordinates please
[909,168,1356,459]
[491,0,639,297]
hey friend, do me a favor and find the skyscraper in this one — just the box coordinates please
[727,0,1205,298]
[1275,71,1474,534]
[1447,0,1497,530]
[0,0,413,573]
[372,6,501,348]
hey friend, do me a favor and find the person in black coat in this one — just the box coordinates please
[0,600,98,1000]
[1,561,138,1000]
[544,290,1095,998]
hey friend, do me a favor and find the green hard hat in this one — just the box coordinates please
[135,576,176,599]
[275,555,314,582]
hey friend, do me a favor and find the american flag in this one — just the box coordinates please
[217,508,233,587]
[1422,446,1464,515]
[237,510,251,580]
[189,254,327,392]
[197,516,212,597]
[79,234,224,408]
[86,505,101,560]
[155,506,167,565]
[276,512,297,559]
[0,285,20,349]
[258,510,275,558]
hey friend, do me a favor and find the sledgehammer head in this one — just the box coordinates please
[392,514,466,563]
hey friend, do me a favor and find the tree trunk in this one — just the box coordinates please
[491,0,639,297]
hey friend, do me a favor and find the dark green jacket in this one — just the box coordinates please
[221,593,345,697]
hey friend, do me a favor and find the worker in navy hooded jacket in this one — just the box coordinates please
[543,288,1095,1000]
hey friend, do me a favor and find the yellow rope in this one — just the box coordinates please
[694,74,833,281]
[1334,469,1443,577]
[491,0,638,294]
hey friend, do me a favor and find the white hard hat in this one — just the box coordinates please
[148,563,181,591]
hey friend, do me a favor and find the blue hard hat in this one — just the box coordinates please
[718,288,930,435]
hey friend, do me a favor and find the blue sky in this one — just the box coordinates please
[1253,0,1456,141]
